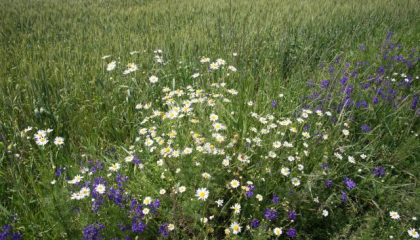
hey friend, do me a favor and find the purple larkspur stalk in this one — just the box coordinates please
[264,208,278,221]
[107,187,125,208]
[412,95,419,110]
[288,210,297,221]
[271,100,278,108]
[357,100,368,108]
[272,195,280,203]
[373,166,386,178]
[250,219,260,228]
[325,180,333,188]
[321,79,330,89]
[360,124,371,133]
[344,177,356,190]
[83,223,105,240]
[158,223,169,236]
[339,75,348,85]
[286,228,297,238]
[341,191,347,203]
[54,166,66,177]
[131,220,146,234]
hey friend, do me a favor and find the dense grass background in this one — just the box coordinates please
[1,0,420,239]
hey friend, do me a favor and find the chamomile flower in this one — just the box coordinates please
[80,187,90,197]
[109,163,120,171]
[342,129,350,136]
[216,199,224,207]
[231,203,241,214]
[125,155,134,163]
[68,175,83,184]
[322,209,329,217]
[178,186,186,193]
[230,179,240,188]
[228,65,237,72]
[53,137,64,145]
[237,153,249,163]
[143,197,152,205]
[230,222,242,234]
[281,167,291,176]
[200,56,210,63]
[183,148,193,154]
[222,159,230,166]
[142,208,150,215]
[291,177,301,186]
[390,211,400,220]
[202,172,211,179]
[168,224,175,231]
[273,227,283,236]
[149,75,158,83]
[36,137,48,146]
[228,89,238,95]
[256,194,263,201]
[196,188,209,201]
[107,61,116,71]
[95,184,106,194]
[210,62,219,70]
[209,114,219,122]
[216,58,226,65]
[408,228,419,238]
[273,141,282,148]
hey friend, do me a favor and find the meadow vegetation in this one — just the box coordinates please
[1,0,420,239]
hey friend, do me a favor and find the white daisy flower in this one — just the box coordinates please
[196,188,209,201]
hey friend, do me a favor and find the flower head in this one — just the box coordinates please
[195,188,209,201]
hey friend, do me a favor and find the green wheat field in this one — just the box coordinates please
[1,0,420,239]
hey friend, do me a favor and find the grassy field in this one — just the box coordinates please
[1,0,420,239]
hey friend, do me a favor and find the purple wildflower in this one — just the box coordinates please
[54,166,66,177]
[341,191,347,203]
[412,95,419,110]
[373,166,386,178]
[245,185,255,198]
[321,79,330,89]
[158,223,169,236]
[83,223,105,240]
[325,180,333,188]
[264,208,278,221]
[272,195,280,203]
[360,124,371,133]
[344,177,356,190]
[357,100,368,108]
[288,210,297,221]
[250,219,260,228]
[271,100,278,108]
[131,220,146,234]
[286,228,297,238]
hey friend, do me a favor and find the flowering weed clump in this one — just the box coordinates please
[4,34,414,239]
